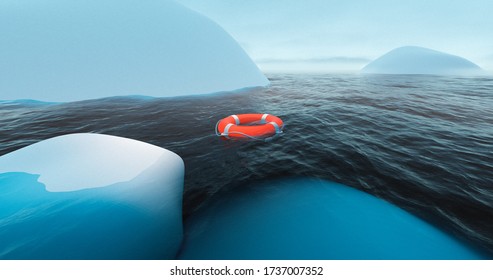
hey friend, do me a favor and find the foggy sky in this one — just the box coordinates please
[176,0,493,73]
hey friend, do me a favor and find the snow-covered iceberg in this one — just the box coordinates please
[178,178,486,259]
[0,0,268,102]
[0,134,184,259]
[361,46,487,76]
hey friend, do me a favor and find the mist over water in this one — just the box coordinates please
[1,73,492,255]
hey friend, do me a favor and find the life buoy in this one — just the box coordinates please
[215,114,284,139]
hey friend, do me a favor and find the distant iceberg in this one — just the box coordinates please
[0,134,184,259]
[0,0,268,102]
[361,46,487,76]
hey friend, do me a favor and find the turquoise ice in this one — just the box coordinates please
[179,178,486,259]
[0,134,184,259]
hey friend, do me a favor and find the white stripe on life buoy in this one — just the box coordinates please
[231,115,240,125]
[269,121,281,134]
[222,123,234,136]
[260,114,269,124]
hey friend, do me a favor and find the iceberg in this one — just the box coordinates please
[0,134,184,259]
[178,178,486,260]
[0,0,268,102]
[361,46,487,76]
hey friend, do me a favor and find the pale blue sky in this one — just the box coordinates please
[176,0,493,73]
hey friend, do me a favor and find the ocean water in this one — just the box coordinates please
[1,73,492,256]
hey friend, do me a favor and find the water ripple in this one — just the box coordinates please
[1,73,492,255]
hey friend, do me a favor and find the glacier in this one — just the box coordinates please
[0,0,268,102]
[0,134,184,259]
[361,46,487,76]
[178,178,486,260]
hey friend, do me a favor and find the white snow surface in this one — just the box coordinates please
[361,46,487,76]
[0,0,268,102]
[0,133,184,192]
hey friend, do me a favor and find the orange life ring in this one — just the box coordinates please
[216,113,284,139]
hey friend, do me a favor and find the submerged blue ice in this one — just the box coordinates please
[0,172,177,259]
[179,178,485,259]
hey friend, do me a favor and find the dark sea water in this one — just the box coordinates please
[1,74,492,256]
